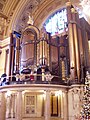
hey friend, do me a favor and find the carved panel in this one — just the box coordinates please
[24,94,36,117]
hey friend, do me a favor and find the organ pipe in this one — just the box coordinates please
[66,2,76,80]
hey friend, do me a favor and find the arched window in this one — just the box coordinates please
[44,8,84,36]
[44,8,67,36]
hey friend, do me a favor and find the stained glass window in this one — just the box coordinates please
[44,8,84,36]
[44,8,67,36]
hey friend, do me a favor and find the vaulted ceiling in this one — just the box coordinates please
[0,0,90,38]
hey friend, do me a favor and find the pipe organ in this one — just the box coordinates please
[8,2,90,83]
[37,27,50,68]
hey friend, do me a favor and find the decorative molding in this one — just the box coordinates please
[0,37,10,48]
[0,12,7,19]
[24,94,36,117]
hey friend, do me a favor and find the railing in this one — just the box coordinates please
[0,73,82,87]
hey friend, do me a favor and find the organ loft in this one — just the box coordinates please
[8,3,90,84]
[0,1,90,120]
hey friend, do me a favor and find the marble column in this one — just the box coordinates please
[63,91,68,120]
[45,90,51,120]
[0,92,6,120]
[66,2,76,80]
[6,93,16,118]
[68,89,73,120]
[60,92,64,119]
[12,94,16,118]
[6,95,12,118]
[16,91,22,120]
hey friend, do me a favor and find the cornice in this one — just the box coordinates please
[0,37,10,48]
[0,84,68,92]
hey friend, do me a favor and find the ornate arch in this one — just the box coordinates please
[7,0,80,36]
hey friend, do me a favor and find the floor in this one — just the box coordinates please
[7,117,63,120]
[23,117,63,120]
